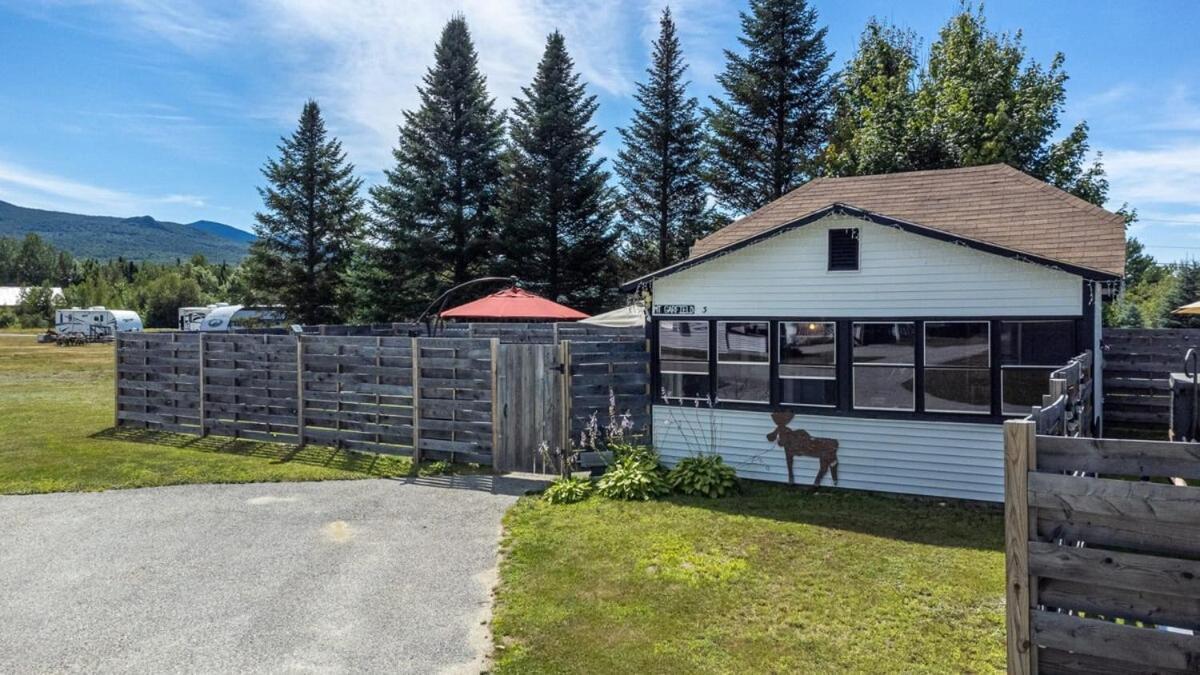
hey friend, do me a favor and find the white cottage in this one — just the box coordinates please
[622,164,1126,502]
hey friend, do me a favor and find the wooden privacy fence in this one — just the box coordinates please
[1004,421,1200,674]
[115,330,650,471]
[1104,328,1200,434]
[1028,351,1094,438]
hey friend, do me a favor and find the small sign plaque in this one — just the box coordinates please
[654,304,696,315]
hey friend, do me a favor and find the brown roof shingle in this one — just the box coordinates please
[690,164,1126,277]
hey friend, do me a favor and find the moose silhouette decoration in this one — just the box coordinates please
[766,410,840,487]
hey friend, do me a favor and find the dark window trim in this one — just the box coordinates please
[777,320,838,408]
[652,314,1084,425]
[922,320,993,416]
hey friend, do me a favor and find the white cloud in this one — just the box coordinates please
[1105,143,1200,206]
[0,157,206,216]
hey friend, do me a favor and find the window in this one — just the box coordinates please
[853,322,915,410]
[828,228,859,271]
[779,321,836,406]
[924,322,991,414]
[999,320,1076,415]
[659,321,709,400]
[717,321,769,403]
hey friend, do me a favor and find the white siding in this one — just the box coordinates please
[654,406,1005,502]
[654,215,1082,317]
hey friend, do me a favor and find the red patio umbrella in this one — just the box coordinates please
[439,287,588,322]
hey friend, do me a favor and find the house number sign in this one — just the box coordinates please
[654,304,699,315]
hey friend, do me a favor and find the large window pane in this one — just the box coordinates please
[853,322,915,364]
[926,368,991,413]
[781,377,837,407]
[659,321,709,400]
[717,322,769,362]
[717,363,770,402]
[779,321,837,406]
[1002,368,1055,415]
[926,322,990,367]
[660,320,709,362]
[1000,321,1076,366]
[853,366,915,410]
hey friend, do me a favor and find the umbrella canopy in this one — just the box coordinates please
[440,287,588,321]
[1173,301,1200,316]
[580,305,645,328]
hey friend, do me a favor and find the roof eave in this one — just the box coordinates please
[618,203,1121,291]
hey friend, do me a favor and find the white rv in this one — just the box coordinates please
[55,307,143,339]
[196,305,288,332]
[178,303,231,331]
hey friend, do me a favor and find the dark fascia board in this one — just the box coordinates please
[619,203,1122,291]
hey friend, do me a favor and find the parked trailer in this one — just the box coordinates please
[196,305,288,332]
[178,303,231,331]
[55,307,143,340]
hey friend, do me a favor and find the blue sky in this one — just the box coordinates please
[1,0,1197,263]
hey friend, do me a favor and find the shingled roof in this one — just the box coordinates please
[689,164,1126,277]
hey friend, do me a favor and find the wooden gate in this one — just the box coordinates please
[494,343,563,473]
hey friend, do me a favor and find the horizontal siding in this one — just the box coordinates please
[654,215,1082,317]
[653,406,1005,502]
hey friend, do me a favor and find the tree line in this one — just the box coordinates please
[246,0,1119,325]
[9,1,1174,330]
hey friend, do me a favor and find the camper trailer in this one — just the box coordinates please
[196,305,288,332]
[55,307,143,339]
[178,303,231,331]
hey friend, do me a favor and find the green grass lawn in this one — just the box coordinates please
[493,485,1005,673]
[0,337,418,494]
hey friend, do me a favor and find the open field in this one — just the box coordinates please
[0,337,419,495]
[493,485,1005,673]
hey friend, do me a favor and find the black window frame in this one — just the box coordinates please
[851,321,916,412]
[922,320,992,415]
[777,320,838,408]
[715,320,771,404]
[657,319,711,402]
[651,314,1086,425]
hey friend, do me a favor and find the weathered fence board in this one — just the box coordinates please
[1104,328,1200,435]
[1005,419,1200,674]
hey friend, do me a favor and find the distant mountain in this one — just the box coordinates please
[0,200,254,263]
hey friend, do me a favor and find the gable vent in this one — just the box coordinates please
[828,228,860,271]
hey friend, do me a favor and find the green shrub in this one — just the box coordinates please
[596,455,669,501]
[608,442,658,466]
[0,310,15,329]
[667,454,738,498]
[418,460,454,476]
[543,476,593,504]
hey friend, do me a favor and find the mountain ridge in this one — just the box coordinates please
[0,200,254,262]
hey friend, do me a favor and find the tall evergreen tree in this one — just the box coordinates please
[615,8,717,277]
[497,31,616,311]
[1163,261,1200,329]
[362,16,506,320]
[247,100,364,324]
[705,0,834,214]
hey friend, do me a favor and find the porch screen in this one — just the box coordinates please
[778,321,836,406]
[659,320,709,400]
[852,322,915,411]
[717,321,769,403]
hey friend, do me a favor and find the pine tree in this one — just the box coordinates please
[497,31,617,311]
[363,16,506,320]
[1163,261,1200,329]
[615,8,718,277]
[248,100,364,324]
[705,0,834,214]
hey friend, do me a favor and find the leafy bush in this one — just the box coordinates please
[543,476,593,504]
[596,455,669,501]
[0,310,15,328]
[608,442,657,466]
[668,455,738,498]
[417,460,454,476]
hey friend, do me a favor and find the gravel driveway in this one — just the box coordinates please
[0,476,543,674]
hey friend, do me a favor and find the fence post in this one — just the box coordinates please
[411,336,422,464]
[113,332,121,429]
[197,332,207,437]
[490,338,500,473]
[1004,418,1036,675]
[559,340,572,455]
[295,334,305,447]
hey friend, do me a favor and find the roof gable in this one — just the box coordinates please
[689,164,1126,277]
